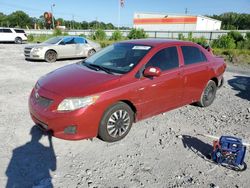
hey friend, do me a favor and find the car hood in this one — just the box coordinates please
[38,63,121,97]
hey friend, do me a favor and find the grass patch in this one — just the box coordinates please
[213,48,250,65]
[27,34,53,43]
[97,40,116,48]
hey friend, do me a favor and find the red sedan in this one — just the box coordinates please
[29,39,226,142]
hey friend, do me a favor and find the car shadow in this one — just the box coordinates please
[182,135,213,159]
[228,76,250,101]
[25,57,86,63]
[0,42,26,44]
[5,126,56,188]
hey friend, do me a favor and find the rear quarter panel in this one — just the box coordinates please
[211,57,226,78]
[205,51,226,84]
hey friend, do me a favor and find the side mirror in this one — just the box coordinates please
[143,66,161,77]
[37,41,41,44]
[59,41,65,45]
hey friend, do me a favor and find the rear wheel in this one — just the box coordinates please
[45,50,57,63]
[98,102,134,142]
[87,49,96,57]
[15,37,22,44]
[197,80,217,107]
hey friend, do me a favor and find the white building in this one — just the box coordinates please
[134,12,221,31]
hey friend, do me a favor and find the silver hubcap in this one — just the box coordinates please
[107,110,130,138]
[16,38,21,43]
[89,50,95,56]
[47,52,55,61]
[204,85,214,101]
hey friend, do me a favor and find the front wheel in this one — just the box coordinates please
[87,49,96,57]
[15,37,22,44]
[98,102,134,142]
[197,80,217,107]
[45,50,57,63]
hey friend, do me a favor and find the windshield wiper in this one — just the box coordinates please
[85,63,114,75]
[83,62,99,71]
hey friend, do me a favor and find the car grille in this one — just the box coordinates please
[34,92,53,108]
[24,47,32,57]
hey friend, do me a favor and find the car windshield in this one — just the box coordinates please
[83,43,152,74]
[43,37,63,44]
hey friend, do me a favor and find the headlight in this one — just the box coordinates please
[57,95,99,111]
[32,47,43,53]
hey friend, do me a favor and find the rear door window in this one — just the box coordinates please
[145,47,179,71]
[3,29,12,33]
[181,46,207,65]
[14,29,25,33]
[63,37,75,45]
[74,37,86,44]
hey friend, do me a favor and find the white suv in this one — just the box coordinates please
[0,28,27,44]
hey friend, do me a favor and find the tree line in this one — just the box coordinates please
[0,10,125,30]
[209,12,250,30]
[0,10,250,30]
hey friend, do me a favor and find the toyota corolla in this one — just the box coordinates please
[29,39,226,142]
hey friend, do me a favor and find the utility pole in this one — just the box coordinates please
[184,8,188,32]
[72,15,75,30]
[51,4,55,29]
[118,0,121,29]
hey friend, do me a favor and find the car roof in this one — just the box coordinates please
[58,36,86,39]
[119,39,195,47]
[63,36,84,38]
[0,27,24,30]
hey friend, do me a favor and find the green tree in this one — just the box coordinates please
[92,29,106,40]
[7,11,32,28]
[209,12,250,30]
[36,15,45,29]
[56,18,64,27]
[246,32,250,40]
[110,30,123,41]
[53,28,62,36]
[0,12,8,27]
[228,31,244,44]
[127,28,147,39]
[106,23,115,29]
[212,35,236,49]
[81,21,89,29]
[178,33,185,40]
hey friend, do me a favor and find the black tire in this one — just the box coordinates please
[98,102,134,142]
[238,162,247,171]
[197,80,217,107]
[45,50,57,63]
[87,49,96,57]
[15,37,22,44]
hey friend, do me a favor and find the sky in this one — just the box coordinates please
[0,0,250,27]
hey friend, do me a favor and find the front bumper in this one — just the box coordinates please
[24,48,45,60]
[28,88,102,140]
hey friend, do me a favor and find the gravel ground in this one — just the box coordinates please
[0,44,249,188]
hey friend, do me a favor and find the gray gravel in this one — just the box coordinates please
[0,44,249,188]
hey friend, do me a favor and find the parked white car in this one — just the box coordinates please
[24,36,101,62]
[0,28,27,44]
